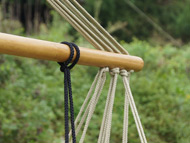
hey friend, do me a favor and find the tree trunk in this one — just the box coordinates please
[25,0,32,34]
[16,0,21,20]
[10,3,14,20]
[1,0,6,19]
[34,0,40,33]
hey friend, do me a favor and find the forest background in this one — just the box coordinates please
[0,0,190,143]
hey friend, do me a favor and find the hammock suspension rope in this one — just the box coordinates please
[0,0,148,142]
[46,0,148,142]
[58,41,80,143]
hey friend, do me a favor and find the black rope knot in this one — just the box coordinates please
[58,42,80,72]
[58,41,80,143]
[59,62,67,72]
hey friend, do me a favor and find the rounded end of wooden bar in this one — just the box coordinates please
[0,32,144,72]
[135,57,144,72]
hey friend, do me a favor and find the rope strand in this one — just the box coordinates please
[47,2,147,143]
[58,41,80,143]
[120,70,147,143]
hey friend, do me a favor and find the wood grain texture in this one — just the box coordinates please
[0,32,144,71]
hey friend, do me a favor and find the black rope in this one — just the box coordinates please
[58,41,80,143]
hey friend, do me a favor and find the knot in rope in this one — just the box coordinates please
[120,69,134,77]
[101,67,109,74]
[109,68,120,76]
[58,41,80,143]
[120,69,129,77]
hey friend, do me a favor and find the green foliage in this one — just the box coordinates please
[0,19,24,35]
[85,0,190,43]
[1,0,190,43]
[0,7,190,143]
[32,11,73,42]
[171,1,190,42]
[123,40,190,142]
[0,35,190,142]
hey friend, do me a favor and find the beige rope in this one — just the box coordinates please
[122,90,129,143]
[47,1,147,143]
[47,0,129,54]
[64,67,108,143]
[104,68,119,143]
[47,0,104,50]
[67,69,101,141]
[120,70,147,143]
[75,68,107,135]
[63,0,124,53]
[70,0,128,54]
[98,68,119,143]
[62,0,115,52]
[97,75,114,143]
[55,0,113,52]
[78,67,108,143]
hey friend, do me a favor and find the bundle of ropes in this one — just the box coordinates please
[47,0,148,142]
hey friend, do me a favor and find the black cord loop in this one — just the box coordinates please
[58,41,80,143]
[58,41,80,72]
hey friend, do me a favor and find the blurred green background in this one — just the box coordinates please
[0,0,190,143]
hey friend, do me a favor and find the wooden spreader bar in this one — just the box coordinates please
[0,33,144,71]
